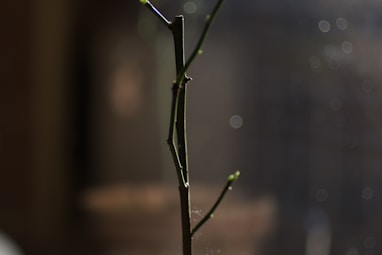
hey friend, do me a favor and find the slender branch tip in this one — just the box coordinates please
[177,0,225,85]
[191,169,239,236]
[143,0,172,27]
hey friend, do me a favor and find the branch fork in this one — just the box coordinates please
[139,1,239,254]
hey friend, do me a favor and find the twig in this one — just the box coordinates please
[165,17,187,187]
[172,16,190,184]
[176,0,225,84]
[191,171,240,236]
[140,0,172,28]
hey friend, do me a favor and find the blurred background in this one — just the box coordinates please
[2,0,382,254]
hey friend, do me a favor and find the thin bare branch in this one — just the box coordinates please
[176,0,225,84]
[141,0,172,28]
[191,171,240,236]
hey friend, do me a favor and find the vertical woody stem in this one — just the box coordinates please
[172,16,189,184]
[140,2,234,255]
[171,16,192,255]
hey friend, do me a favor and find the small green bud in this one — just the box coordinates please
[198,49,203,55]
[140,0,147,4]
[210,214,214,218]
[228,171,240,182]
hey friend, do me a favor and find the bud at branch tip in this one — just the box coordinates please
[228,171,240,182]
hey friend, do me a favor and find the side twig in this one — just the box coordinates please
[191,171,240,236]
[175,0,225,84]
[140,0,172,28]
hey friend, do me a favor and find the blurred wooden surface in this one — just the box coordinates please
[81,184,277,255]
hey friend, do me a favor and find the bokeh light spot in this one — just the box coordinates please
[362,187,373,200]
[230,115,243,129]
[184,1,197,14]
[336,17,348,30]
[341,41,353,54]
[319,20,331,32]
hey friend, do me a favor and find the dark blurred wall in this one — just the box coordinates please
[0,0,73,254]
[0,1,148,254]
[0,1,35,253]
